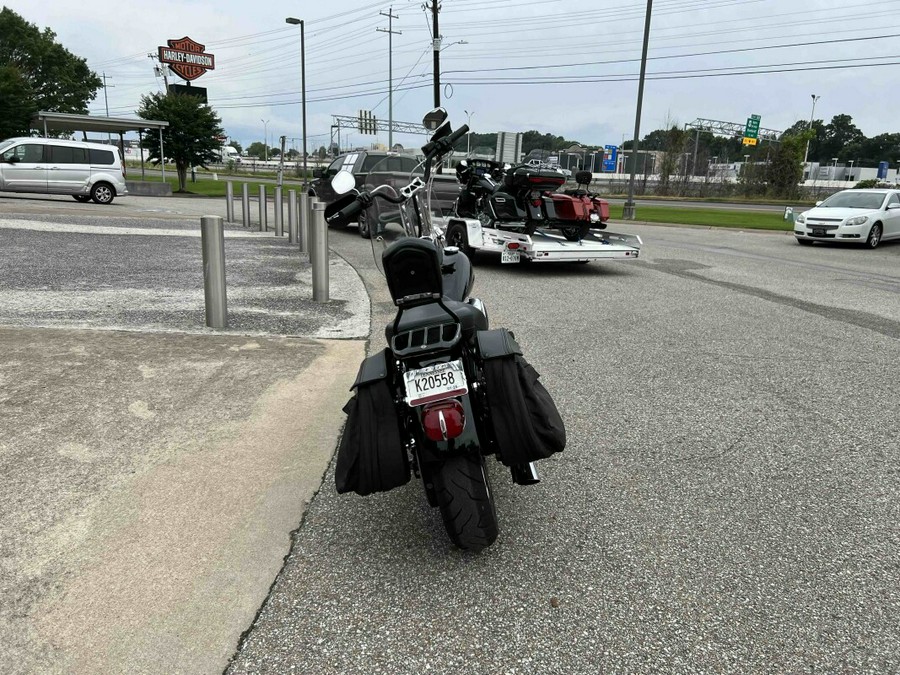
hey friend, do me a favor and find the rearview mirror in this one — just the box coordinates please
[887,203,900,210]
[313,167,324,179]
[422,107,448,131]
[331,170,356,195]
[3,155,20,164]
[815,201,823,206]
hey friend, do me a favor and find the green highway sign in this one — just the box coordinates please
[744,115,761,140]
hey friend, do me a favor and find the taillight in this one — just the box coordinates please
[507,242,520,250]
[421,400,465,441]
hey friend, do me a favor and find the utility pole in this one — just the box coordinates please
[802,94,820,176]
[623,0,653,220]
[377,8,401,150]
[427,0,441,108]
[148,53,169,93]
[101,72,115,143]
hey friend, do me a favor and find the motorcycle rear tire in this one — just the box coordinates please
[432,452,498,552]
[560,223,590,242]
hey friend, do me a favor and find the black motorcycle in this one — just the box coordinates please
[325,109,566,551]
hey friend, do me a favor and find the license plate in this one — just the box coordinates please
[501,250,520,264]
[813,228,824,236]
[403,360,468,407]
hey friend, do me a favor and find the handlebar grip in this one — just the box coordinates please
[337,198,364,221]
[445,124,470,147]
[326,196,365,225]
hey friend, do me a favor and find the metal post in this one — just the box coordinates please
[623,0,653,220]
[310,201,329,302]
[200,216,228,329]
[288,189,298,243]
[241,183,250,227]
[274,186,284,236]
[258,184,267,232]
[159,128,166,184]
[299,192,311,253]
[225,181,235,223]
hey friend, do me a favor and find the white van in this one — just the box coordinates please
[0,137,128,204]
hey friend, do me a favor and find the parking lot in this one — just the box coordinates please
[2,191,899,673]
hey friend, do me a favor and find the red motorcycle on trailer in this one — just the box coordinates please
[326,109,566,551]
[454,160,610,241]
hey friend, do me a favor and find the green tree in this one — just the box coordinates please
[818,114,864,164]
[245,141,268,159]
[0,8,102,140]
[137,92,224,192]
[766,131,809,199]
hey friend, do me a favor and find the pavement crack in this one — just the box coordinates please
[648,260,900,340]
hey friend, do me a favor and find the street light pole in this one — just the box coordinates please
[623,0,653,220]
[802,94,820,172]
[261,119,269,162]
[285,18,307,185]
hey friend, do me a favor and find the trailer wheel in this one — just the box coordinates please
[446,221,474,257]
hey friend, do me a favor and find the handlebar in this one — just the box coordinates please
[326,121,469,230]
[331,196,365,224]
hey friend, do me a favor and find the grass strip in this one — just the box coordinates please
[608,204,793,230]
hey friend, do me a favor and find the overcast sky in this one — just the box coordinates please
[6,0,900,150]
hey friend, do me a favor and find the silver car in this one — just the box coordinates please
[0,137,128,204]
[795,189,900,249]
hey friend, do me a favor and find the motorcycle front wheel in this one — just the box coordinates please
[431,452,498,551]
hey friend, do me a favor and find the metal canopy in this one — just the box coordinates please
[30,112,170,182]
[30,111,169,134]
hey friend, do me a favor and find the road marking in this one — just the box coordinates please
[0,218,274,238]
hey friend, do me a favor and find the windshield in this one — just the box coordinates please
[0,139,15,153]
[820,191,886,209]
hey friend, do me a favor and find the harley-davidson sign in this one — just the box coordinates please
[158,37,215,82]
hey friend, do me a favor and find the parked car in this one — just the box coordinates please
[795,189,900,248]
[0,137,128,204]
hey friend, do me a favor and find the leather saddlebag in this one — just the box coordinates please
[335,350,410,496]
[476,329,566,466]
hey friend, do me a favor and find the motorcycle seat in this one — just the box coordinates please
[385,299,488,342]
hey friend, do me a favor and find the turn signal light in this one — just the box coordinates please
[421,400,465,441]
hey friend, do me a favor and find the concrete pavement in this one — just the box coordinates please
[0,192,367,673]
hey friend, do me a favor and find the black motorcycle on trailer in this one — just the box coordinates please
[325,109,567,552]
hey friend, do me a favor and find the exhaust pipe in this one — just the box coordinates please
[510,462,540,486]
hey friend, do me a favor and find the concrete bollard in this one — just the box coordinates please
[274,186,283,237]
[310,201,329,302]
[225,181,235,223]
[200,215,228,328]
[288,189,298,244]
[241,183,250,228]
[258,184,267,232]
[299,192,310,254]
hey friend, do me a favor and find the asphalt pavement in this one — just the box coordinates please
[228,220,900,674]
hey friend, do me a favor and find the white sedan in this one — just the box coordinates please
[795,189,900,248]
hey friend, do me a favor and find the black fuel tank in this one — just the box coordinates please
[440,246,474,302]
